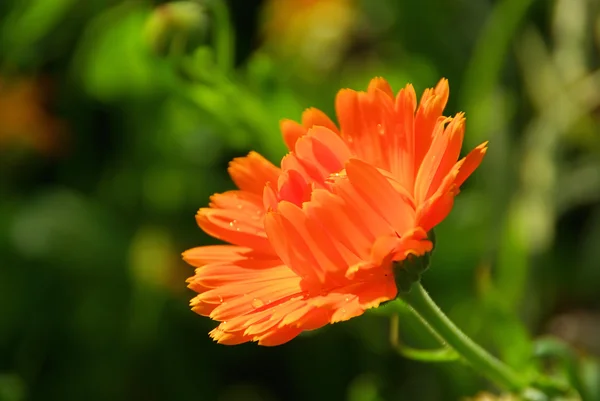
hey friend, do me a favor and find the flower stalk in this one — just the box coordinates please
[400,283,529,392]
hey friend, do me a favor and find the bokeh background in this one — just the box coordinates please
[1,0,600,400]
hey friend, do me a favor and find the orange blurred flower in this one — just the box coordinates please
[184,77,487,346]
[0,77,64,156]
[260,0,356,72]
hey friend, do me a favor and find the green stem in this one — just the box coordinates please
[209,0,234,72]
[400,283,528,392]
[389,314,460,363]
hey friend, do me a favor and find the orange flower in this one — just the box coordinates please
[184,78,487,345]
[260,0,356,73]
[0,77,64,156]
[278,77,488,231]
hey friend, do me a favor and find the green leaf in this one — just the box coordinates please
[72,3,166,101]
[0,0,76,66]
[495,202,529,311]
[533,337,597,400]
[0,373,26,401]
[461,0,537,149]
[578,356,600,401]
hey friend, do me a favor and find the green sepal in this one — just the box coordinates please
[393,253,430,293]
[393,230,436,294]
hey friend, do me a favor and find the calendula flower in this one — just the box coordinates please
[278,77,488,232]
[184,78,487,345]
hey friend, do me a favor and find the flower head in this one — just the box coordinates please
[184,78,487,345]
[279,77,488,231]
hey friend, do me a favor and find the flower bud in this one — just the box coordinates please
[144,1,207,55]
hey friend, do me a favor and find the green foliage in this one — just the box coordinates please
[0,0,76,68]
[73,3,163,101]
[0,0,599,400]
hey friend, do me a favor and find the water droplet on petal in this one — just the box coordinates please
[218,295,223,303]
[252,298,265,309]
[345,297,350,302]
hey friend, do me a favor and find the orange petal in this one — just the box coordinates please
[277,126,352,201]
[388,227,432,261]
[281,200,354,282]
[330,169,393,243]
[306,189,374,260]
[455,141,488,188]
[335,88,360,146]
[209,326,252,345]
[337,84,412,185]
[280,152,321,190]
[367,228,431,270]
[280,119,307,151]
[264,210,320,283]
[414,80,450,174]
[301,107,339,134]
[276,165,312,206]
[228,151,280,195]
[196,205,272,254]
[265,203,341,285]
[263,181,279,211]
[417,189,456,233]
[415,165,460,232]
[197,240,403,345]
[367,77,394,99]
[390,84,418,189]
[434,78,450,108]
[352,276,398,310]
[293,126,352,180]
[425,113,465,200]
[414,114,465,203]
[189,260,306,338]
[207,275,302,321]
[193,263,295,289]
[269,159,421,285]
[208,297,307,346]
[183,245,275,268]
[209,190,263,214]
[343,159,416,235]
[305,278,398,322]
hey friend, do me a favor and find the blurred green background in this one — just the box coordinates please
[1,0,600,400]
